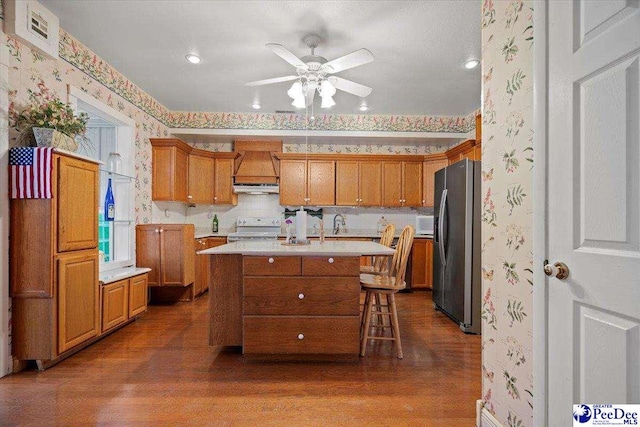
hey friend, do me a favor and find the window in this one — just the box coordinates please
[68,87,136,272]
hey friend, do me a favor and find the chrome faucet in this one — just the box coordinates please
[333,214,346,234]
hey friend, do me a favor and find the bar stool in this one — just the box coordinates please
[360,223,395,274]
[359,225,415,359]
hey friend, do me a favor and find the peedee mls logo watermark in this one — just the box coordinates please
[573,404,640,426]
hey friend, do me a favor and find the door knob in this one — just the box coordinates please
[543,260,569,280]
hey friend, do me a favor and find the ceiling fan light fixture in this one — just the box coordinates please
[292,95,306,109]
[185,54,201,64]
[287,81,303,99]
[464,58,480,69]
[321,95,335,109]
[320,80,336,97]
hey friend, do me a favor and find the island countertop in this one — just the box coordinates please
[198,240,395,257]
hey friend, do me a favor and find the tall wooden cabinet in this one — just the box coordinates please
[10,152,100,365]
[136,224,195,287]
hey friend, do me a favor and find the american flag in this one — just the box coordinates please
[9,147,54,199]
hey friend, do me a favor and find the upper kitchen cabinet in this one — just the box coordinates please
[277,154,335,206]
[446,139,481,164]
[150,138,189,202]
[335,159,382,207]
[213,156,237,205]
[57,155,99,252]
[152,138,237,205]
[187,153,214,204]
[381,160,423,207]
[423,155,448,207]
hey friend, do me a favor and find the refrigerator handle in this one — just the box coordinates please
[438,189,447,266]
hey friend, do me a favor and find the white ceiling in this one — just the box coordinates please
[41,0,481,116]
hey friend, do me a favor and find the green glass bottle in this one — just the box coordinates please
[212,214,219,233]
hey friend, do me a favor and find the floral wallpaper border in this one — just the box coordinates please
[56,30,476,134]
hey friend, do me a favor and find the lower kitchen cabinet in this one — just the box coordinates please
[410,238,434,290]
[102,280,129,333]
[194,237,227,297]
[101,273,149,334]
[57,250,100,354]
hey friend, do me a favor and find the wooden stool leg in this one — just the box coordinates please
[360,290,370,337]
[374,293,384,329]
[360,290,375,357]
[388,292,403,359]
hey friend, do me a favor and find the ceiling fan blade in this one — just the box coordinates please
[245,75,299,87]
[329,76,372,98]
[266,43,308,69]
[322,48,374,74]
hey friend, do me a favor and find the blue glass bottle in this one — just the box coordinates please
[104,178,115,221]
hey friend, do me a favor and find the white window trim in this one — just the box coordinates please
[67,85,137,272]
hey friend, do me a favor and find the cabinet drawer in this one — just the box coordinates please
[243,316,359,355]
[243,256,301,276]
[244,277,360,316]
[302,257,359,276]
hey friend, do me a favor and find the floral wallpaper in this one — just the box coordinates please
[169,111,474,133]
[5,29,171,225]
[481,1,534,426]
[189,141,453,155]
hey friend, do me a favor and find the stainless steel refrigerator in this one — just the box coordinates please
[433,158,481,334]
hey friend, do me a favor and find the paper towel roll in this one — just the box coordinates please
[296,209,307,244]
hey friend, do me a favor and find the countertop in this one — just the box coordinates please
[99,267,152,284]
[194,227,433,240]
[198,240,396,256]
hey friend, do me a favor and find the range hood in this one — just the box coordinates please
[233,140,282,190]
[233,184,279,194]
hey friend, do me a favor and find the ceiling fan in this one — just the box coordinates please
[246,34,374,109]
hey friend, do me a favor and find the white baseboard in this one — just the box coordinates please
[476,400,504,427]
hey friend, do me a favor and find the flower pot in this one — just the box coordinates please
[32,127,78,152]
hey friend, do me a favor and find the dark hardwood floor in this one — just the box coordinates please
[0,291,481,426]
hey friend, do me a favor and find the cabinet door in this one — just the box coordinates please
[425,239,433,289]
[135,226,161,286]
[101,279,128,333]
[307,160,335,206]
[129,274,148,318]
[57,250,99,354]
[402,162,423,207]
[57,156,98,252]
[382,161,402,207]
[335,161,359,206]
[160,225,185,286]
[152,146,188,202]
[214,158,235,205]
[423,159,448,207]
[410,239,429,290]
[188,154,214,204]
[359,161,382,207]
[194,239,208,296]
[279,160,307,205]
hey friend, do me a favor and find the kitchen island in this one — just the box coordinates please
[199,240,394,359]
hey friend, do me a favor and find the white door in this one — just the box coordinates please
[546,0,640,424]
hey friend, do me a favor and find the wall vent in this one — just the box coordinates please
[4,0,60,60]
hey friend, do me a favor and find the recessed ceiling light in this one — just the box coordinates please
[464,59,480,69]
[185,54,201,64]
[358,100,369,112]
[252,102,261,110]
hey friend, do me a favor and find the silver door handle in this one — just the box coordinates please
[438,189,447,266]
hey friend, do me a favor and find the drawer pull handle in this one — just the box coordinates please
[298,293,305,300]
[268,258,274,264]
[328,258,334,264]
[298,334,304,340]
